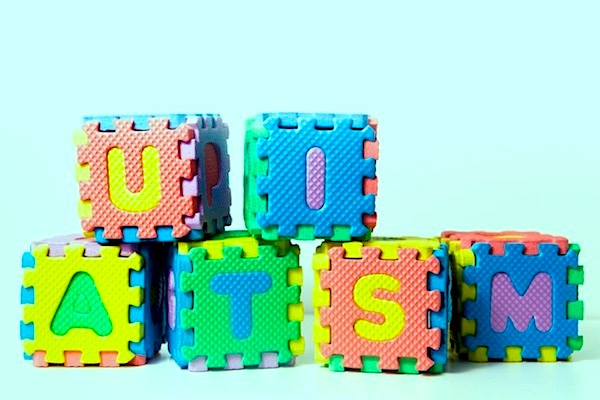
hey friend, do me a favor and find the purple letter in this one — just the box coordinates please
[491,272,552,332]
[306,147,325,210]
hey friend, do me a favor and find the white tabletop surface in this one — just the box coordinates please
[5,315,598,400]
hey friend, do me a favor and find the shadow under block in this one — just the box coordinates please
[166,231,304,371]
[313,238,450,374]
[75,114,232,243]
[244,112,379,241]
[442,231,584,362]
[21,235,165,367]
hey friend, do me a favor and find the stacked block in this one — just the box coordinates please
[75,114,231,243]
[244,113,379,241]
[21,109,586,373]
[313,238,450,374]
[20,235,164,366]
[443,231,584,362]
[166,231,304,371]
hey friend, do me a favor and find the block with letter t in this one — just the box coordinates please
[166,231,304,371]
[443,231,584,362]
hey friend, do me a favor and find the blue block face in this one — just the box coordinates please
[462,243,581,360]
[245,113,378,241]
[166,246,194,368]
[429,244,450,366]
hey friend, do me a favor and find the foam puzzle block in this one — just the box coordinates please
[167,231,304,371]
[442,231,584,362]
[313,238,450,374]
[75,114,232,243]
[244,113,379,241]
[20,235,165,367]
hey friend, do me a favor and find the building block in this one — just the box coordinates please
[244,112,379,241]
[167,231,304,371]
[442,231,584,361]
[75,114,232,243]
[21,235,165,367]
[313,238,450,373]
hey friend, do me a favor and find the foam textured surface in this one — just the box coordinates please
[244,113,378,241]
[444,231,583,361]
[76,114,231,243]
[313,238,449,373]
[167,231,304,370]
[20,236,164,366]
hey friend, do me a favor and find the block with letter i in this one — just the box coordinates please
[75,113,232,243]
[313,238,450,374]
[166,231,304,371]
[244,112,379,241]
[443,231,584,362]
[20,235,165,367]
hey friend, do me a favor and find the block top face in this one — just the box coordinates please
[83,113,222,131]
[258,112,371,130]
[442,231,570,255]
[244,112,379,241]
[30,234,136,257]
[176,230,296,259]
[319,237,444,261]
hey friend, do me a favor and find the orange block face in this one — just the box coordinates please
[75,118,197,241]
[314,240,449,373]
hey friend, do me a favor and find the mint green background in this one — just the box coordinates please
[1,0,598,354]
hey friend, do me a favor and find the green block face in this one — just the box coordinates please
[177,237,303,369]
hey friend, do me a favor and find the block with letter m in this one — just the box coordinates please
[443,231,584,362]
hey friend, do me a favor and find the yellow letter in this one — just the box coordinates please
[107,146,162,212]
[353,274,404,341]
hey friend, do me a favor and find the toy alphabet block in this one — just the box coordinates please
[75,114,232,243]
[20,235,165,367]
[244,113,379,241]
[313,238,450,373]
[443,231,584,362]
[167,231,304,371]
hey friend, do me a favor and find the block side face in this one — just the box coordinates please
[429,244,450,365]
[129,245,167,358]
[23,242,144,365]
[76,117,197,242]
[318,244,442,373]
[166,247,194,368]
[243,117,268,235]
[179,241,302,369]
[461,242,580,360]
[252,113,377,240]
[194,116,232,234]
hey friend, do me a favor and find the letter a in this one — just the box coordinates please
[51,272,113,336]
